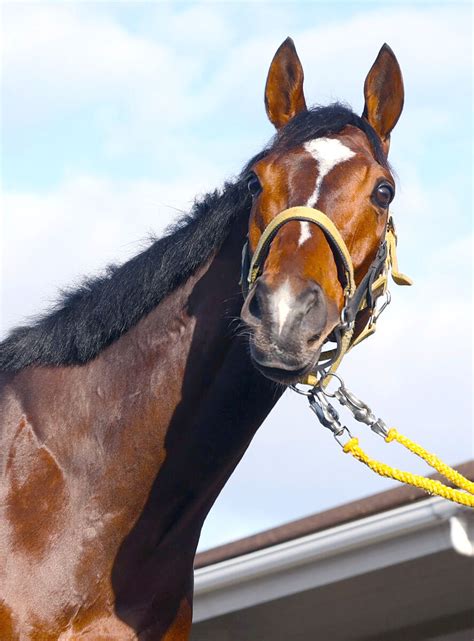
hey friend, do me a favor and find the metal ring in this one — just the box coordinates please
[319,372,344,398]
[373,289,392,322]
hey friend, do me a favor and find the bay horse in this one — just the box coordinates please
[0,39,404,640]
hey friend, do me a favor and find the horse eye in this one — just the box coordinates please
[373,183,394,208]
[247,173,262,197]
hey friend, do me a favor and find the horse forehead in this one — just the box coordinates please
[303,137,356,173]
[301,137,356,209]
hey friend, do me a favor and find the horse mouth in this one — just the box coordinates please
[250,352,318,385]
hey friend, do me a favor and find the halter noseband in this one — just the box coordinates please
[241,206,412,384]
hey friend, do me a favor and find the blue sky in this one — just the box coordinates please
[2,1,472,550]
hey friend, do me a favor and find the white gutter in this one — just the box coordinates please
[193,497,473,622]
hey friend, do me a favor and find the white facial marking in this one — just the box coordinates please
[272,279,293,335]
[298,138,355,246]
[298,221,312,246]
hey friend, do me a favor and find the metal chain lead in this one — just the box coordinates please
[299,372,389,442]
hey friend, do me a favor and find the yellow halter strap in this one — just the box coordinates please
[247,206,356,298]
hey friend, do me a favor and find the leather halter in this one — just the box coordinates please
[240,206,412,383]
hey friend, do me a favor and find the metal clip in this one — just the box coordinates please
[334,385,388,438]
[309,389,341,429]
[308,390,353,447]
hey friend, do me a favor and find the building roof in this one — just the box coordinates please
[192,460,474,639]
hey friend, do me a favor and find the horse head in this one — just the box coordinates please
[241,38,404,384]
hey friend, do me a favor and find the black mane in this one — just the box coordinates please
[0,103,386,371]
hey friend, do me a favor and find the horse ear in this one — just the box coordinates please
[265,37,307,130]
[363,44,404,154]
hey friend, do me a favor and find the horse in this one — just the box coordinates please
[0,38,404,640]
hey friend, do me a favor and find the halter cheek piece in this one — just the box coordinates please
[240,206,412,384]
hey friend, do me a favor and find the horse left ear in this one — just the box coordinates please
[363,44,404,154]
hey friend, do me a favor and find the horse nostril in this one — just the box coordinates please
[241,281,267,327]
[307,333,321,346]
[248,289,262,321]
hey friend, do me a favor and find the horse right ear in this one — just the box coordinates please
[265,37,307,130]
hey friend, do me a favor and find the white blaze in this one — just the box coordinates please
[298,137,355,246]
[273,279,293,335]
[299,221,312,246]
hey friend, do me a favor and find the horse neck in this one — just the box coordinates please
[106,206,280,538]
[103,204,281,617]
[7,202,281,626]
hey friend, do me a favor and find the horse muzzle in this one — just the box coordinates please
[240,276,333,383]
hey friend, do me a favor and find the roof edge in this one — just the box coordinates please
[195,460,474,569]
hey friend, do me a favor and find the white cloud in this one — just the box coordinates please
[4,4,470,148]
[3,4,196,127]
[146,3,234,52]
[1,170,224,333]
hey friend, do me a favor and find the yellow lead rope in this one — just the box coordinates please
[343,429,474,507]
[385,428,474,494]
